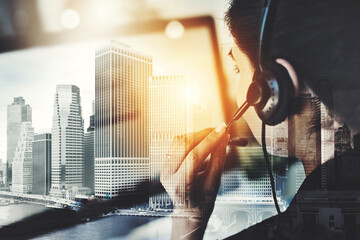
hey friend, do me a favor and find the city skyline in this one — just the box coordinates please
[0,41,98,163]
[1,39,359,240]
[1,38,215,199]
[1,40,358,203]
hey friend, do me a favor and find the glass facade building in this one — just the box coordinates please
[149,75,193,210]
[50,85,84,198]
[289,93,321,176]
[335,124,351,155]
[95,40,152,199]
[220,146,276,203]
[84,115,95,193]
[32,133,52,195]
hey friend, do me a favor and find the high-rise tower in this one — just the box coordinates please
[50,85,84,198]
[288,93,321,176]
[12,122,34,194]
[95,40,152,199]
[354,133,360,152]
[32,133,52,195]
[7,97,32,188]
[84,106,95,193]
[335,124,351,156]
[149,75,193,210]
[318,79,334,190]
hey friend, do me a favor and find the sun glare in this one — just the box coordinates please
[184,83,200,105]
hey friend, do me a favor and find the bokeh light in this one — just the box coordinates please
[165,21,185,39]
[60,9,80,30]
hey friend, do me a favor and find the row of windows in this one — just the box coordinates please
[95,48,152,63]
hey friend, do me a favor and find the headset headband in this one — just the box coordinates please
[258,0,272,73]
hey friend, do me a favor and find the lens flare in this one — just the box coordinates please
[165,21,185,39]
[60,9,80,30]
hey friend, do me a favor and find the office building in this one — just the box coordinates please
[220,146,276,202]
[334,124,360,188]
[0,159,4,187]
[273,122,288,157]
[95,40,152,199]
[50,85,84,198]
[7,97,32,188]
[319,80,334,190]
[354,133,360,152]
[335,124,351,156]
[32,133,51,195]
[84,113,95,193]
[149,75,193,210]
[272,122,290,198]
[12,122,34,194]
[288,93,321,176]
[219,113,279,203]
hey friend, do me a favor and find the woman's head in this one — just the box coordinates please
[226,0,360,132]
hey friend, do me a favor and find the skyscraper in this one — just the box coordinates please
[50,85,84,198]
[288,93,321,176]
[335,124,351,156]
[7,97,32,188]
[272,122,291,198]
[12,122,34,194]
[218,109,280,201]
[354,133,360,152]
[84,113,95,193]
[149,75,193,210]
[95,40,152,199]
[32,133,51,195]
[334,125,360,188]
[318,80,334,190]
[220,146,276,202]
[0,159,4,188]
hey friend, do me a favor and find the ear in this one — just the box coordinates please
[275,58,299,97]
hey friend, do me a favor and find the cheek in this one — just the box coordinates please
[236,70,253,107]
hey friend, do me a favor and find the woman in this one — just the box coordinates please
[161,0,360,239]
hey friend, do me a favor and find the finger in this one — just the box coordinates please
[204,135,229,199]
[162,128,213,178]
[182,128,214,158]
[180,122,227,185]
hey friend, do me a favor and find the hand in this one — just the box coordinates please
[160,123,229,239]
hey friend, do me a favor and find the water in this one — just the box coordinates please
[33,215,165,240]
[0,202,244,239]
[0,202,171,240]
[0,203,46,227]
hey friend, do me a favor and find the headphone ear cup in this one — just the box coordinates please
[254,62,295,125]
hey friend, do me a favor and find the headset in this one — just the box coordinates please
[253,0,295,125]
[227,0,296,128]
[227,0,296,215]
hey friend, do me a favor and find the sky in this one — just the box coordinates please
[0,41,97,161]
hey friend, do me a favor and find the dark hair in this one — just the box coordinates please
[226,0,360,131]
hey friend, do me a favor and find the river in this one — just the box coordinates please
[0,202,172,239]
[0,202,243,239]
